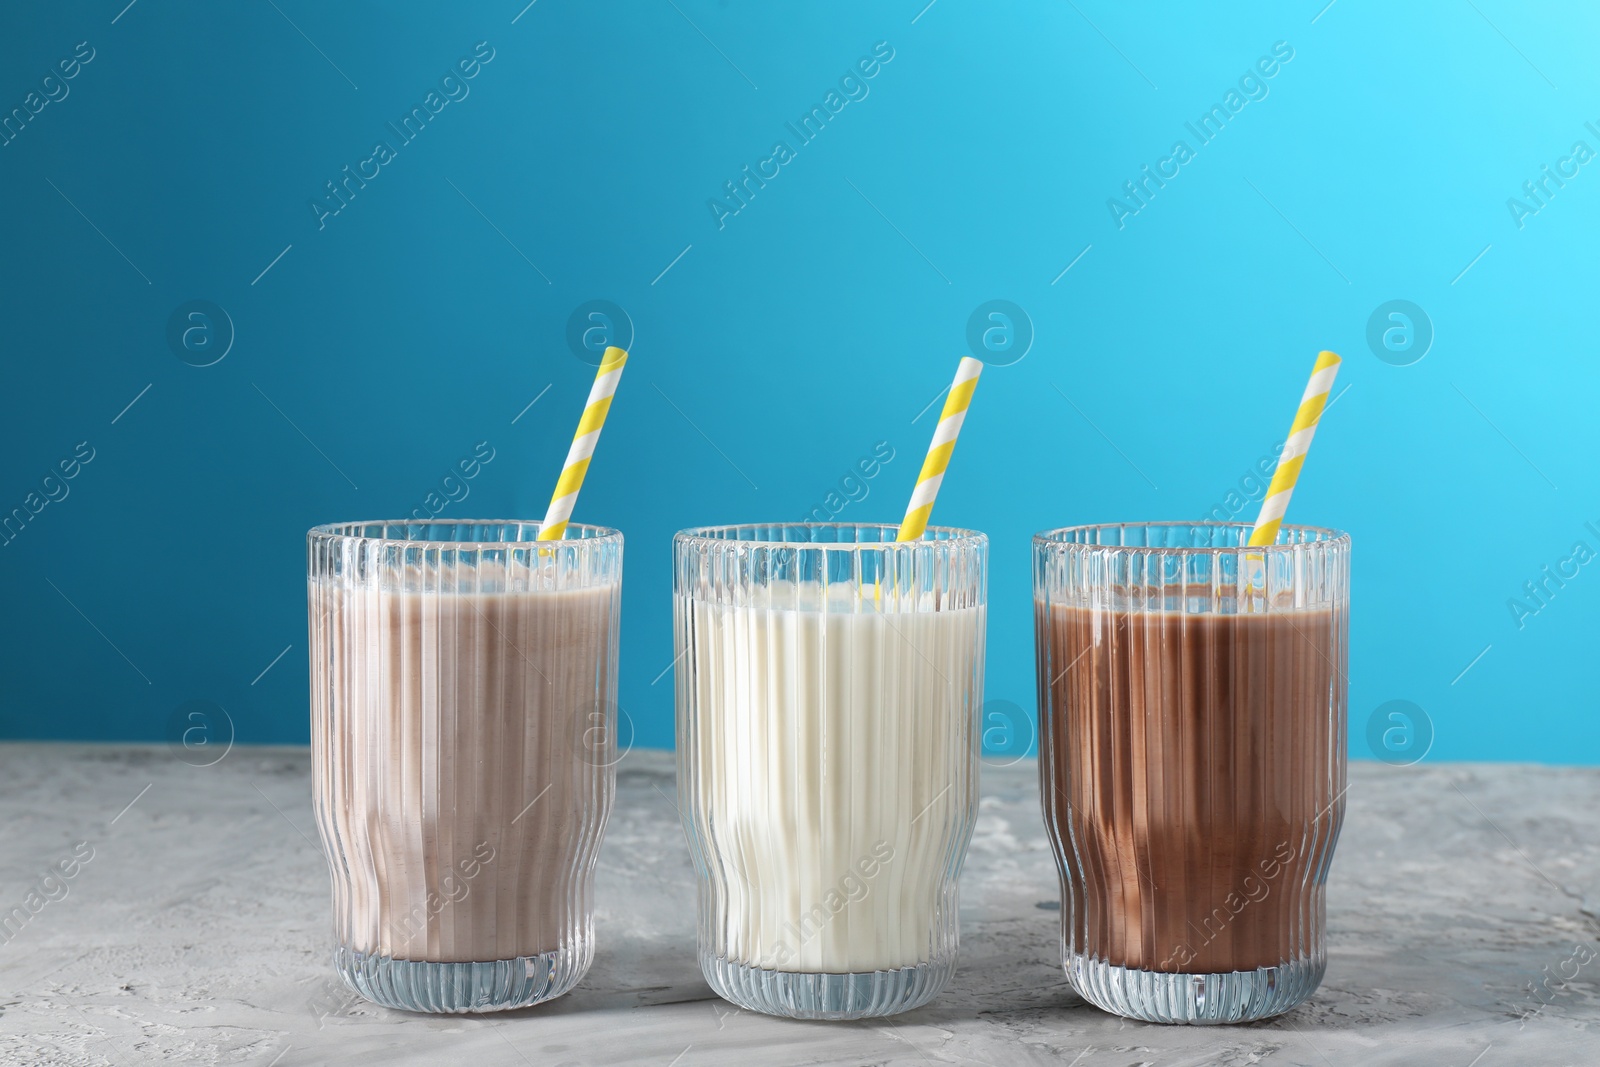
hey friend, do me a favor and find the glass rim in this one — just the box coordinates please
[1033,521,1349,554]
[307,518,622,547]
[673,521,987,550]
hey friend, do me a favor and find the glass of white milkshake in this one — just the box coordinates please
[308,519,622,1012]
[674,522,987,1019]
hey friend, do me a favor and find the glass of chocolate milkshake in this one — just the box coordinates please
[1034,522,1349,1024]
[308,520,622,1012]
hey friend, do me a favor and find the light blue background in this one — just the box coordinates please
[1,1,1594,763]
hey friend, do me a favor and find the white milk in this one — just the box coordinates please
[682,580,983,974]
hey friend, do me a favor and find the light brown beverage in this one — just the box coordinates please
[310,577,617,964]
[1037,599,1344,975]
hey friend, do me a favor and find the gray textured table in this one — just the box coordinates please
[2,745,1596,1066]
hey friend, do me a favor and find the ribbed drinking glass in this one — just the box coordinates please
[1034,522,1349,1024]
[308,520,622,1013]
[674,522,987,1020]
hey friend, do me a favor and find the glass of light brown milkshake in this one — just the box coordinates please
[308,520,622,1013]
[1034,522,1349,1024]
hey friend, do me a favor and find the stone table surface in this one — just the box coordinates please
[1,745,1597,1067]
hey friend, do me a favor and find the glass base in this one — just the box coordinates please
[701,953,955,1020]
[334,943,589,1013]
[1065,952,1326,1024]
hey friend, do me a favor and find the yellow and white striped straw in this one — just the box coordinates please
[1248,349,1341,547]
[897,356,983,542]
[537,346,627,541]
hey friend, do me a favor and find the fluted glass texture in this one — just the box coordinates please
[308,520,621,1013]
[1034,522,1349,1024]
[675,523,986,1020]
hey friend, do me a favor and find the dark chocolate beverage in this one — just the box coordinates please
[1036,597,1345,975]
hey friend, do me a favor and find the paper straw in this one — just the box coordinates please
[537,346,628,541]
[897,356,983,542]
[1248,350,1341,547]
